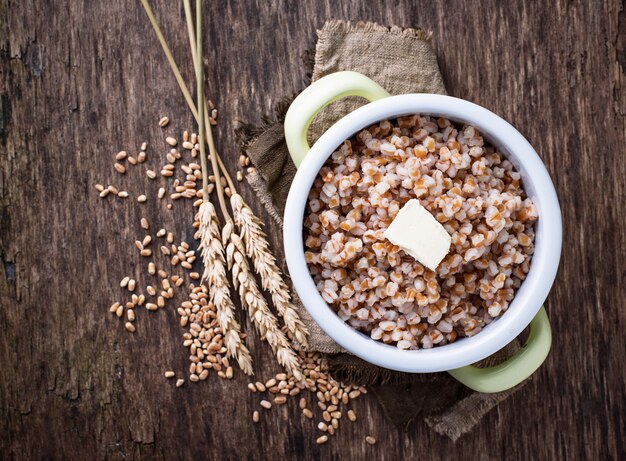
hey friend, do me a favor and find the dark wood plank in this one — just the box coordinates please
[1,0,624,459]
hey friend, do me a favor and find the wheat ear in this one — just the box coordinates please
[196,201,253,375]
[231,193,309,347]
[223,225,303,381]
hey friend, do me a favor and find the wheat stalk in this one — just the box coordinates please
[189,3,253,375]
[224,227,303,381]
[196,201,253,375]
[142,0,307,378]
[231,193,309,347]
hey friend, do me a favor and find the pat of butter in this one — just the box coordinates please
[383,199,451,271]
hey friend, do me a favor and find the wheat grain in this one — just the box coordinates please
[316,435,328,445]
[231,193,309,347]
[196,201,253,375]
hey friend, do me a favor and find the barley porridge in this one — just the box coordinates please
[303,115,538,350]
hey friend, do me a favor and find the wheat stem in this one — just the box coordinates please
[181,1,236,192]
[142,0,231,215]
[193,0,209,200]
[193,0,229,218]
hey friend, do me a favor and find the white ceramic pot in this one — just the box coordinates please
[283,71,562,392]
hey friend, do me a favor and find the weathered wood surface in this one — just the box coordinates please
[1,0,624,459]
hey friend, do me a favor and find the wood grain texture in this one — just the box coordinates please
[1,0,624,459]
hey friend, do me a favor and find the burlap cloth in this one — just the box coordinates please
[238,20,526,441]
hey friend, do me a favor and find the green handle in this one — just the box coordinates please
[448,307,552,393]
[284,71,390,167]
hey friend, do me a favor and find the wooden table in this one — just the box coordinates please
[1,1,624,459]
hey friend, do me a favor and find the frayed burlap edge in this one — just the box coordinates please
[245,170,284,227]
[313,20,433,85]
